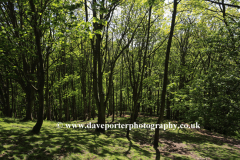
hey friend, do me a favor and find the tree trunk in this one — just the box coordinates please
[166,93,171,119]
[112,81,115,122]
[126,5,152,139]
[0,72,11,117]
[24,84,34,120]
[46,54,51,120]
[154,0,178,148]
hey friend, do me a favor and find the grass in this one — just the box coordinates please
[0,116,239,159]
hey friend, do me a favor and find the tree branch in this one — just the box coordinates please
[205,0,240,8]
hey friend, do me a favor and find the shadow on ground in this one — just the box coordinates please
[0,117,239,159]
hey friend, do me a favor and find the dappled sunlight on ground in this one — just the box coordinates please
[0,117,239,159]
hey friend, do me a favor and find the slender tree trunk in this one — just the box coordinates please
[154,0,178,148]
[0,71,11,117]
[70,56,76,120]
[30,0,45,134]
[88,59,92,120]
[108,85,113,116]
[24,84,34,120]
[5,77,10,117]
[85,0,91,121]
[11,80,16,118]
[166,94,171,119]
[58,65,62,121]
[157,86,160,115]
[112,80,115,122]
[46,54,51,120]
[120,58,123,117]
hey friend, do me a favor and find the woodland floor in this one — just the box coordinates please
[0,116,240,160]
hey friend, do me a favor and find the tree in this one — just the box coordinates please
[154,0,179,148]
